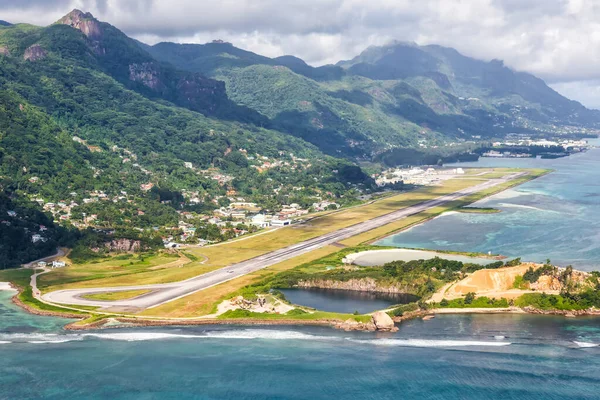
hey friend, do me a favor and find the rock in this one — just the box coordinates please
[422,315,435,321]
[0,46,10,56]
[334,318,376,332]
[371,311,398,332]
[102,239,142,252]
[129,62,163,90]
[23,44,47,61]
[57,9,103,40]
[296,278,409,294]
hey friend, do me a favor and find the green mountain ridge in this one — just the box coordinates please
[0,10,372,267]
[146,37,600,159]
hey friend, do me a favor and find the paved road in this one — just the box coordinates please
[42,173,526,310]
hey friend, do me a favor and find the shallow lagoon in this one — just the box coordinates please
[348,248,497,267]
[377,149,600,271]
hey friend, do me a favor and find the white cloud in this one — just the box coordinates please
[3,0,600,108]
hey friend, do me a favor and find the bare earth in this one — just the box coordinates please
[431,263,560,302]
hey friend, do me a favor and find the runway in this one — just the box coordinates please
[42,173,525,310]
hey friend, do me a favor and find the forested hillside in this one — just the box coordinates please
[0,11,372,267]
[0,9,597,267]
[148,39,600,158]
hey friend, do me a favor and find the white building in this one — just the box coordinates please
[250,214,271,228]
[271,219,291,227]
[52,261,66,268]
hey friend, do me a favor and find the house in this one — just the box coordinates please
[31,234,43,243]
[52,261,66,268]
[7,211,17,217]
[38,261,47,268]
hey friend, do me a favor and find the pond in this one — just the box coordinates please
[279,288,418,314]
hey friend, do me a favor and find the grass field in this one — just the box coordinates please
[24,167,548,319]
[82,289,152,301]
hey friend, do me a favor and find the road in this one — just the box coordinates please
[42,173,526,310]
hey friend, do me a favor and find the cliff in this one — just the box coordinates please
[296,277,412,294]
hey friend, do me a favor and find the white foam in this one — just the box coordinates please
[0,282,16,291]
[83,332,200,341]
[203,329,336,341]
[497,203,556,213]
[0,341,11,344]
[81,329,337,342]
[27,339,82,344]
[494,336,506,340]
[0,333,82,344]
[350,338,511,348]
[574,341,599,348]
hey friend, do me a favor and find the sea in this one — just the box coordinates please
[4,149,600,399]
[377,146,600,271]
[2,289,600,399]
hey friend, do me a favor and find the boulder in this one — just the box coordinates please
[371,311,398,332]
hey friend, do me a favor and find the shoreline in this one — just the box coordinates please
[6,284,600,332]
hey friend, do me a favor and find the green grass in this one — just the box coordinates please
[82,289,152,301]
[218,309,372,323]
[457,207,501,214]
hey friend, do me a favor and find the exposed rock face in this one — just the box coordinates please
[103,239,141,253]
[371,311,398,332]
[23,45,47,61]
[57,9,103,40]
[129,62,163,90]
[296,278,410,294]
[176,74,226,113]
[0,46,10,56]
[335,318,376,332]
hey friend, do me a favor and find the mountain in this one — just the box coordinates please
[0,10,372,267]
[147,40,600,159]
[0,20,11,27]
[338,41,600,126]
[144,41,344,81]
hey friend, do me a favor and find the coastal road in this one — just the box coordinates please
[42,173,526,310]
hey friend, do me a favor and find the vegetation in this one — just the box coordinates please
[218,308,371,323]
[457,207,501,214]
[436,295,509,309]
[0,17,374,267]
[81,289,151,301]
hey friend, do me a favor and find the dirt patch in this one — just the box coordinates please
[436,263,560,301]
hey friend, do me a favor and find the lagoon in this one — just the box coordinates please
[377,148,600,271]
[279,288,418,314]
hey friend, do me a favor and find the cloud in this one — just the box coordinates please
[2,0,600,108]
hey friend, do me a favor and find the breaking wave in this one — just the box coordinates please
[0,330,515,348]
[574,341,599,348]
[349,339,511,348]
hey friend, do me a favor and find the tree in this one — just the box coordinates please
[464,292,476,305]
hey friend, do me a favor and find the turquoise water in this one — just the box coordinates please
[377,149,600,270]
[279,288,418,314]
[4,151,600,399]
[3,291,600,399]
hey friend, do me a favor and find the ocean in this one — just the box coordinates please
[4,150,600,399]
[377,147,600,270]
[2,289,600,399]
